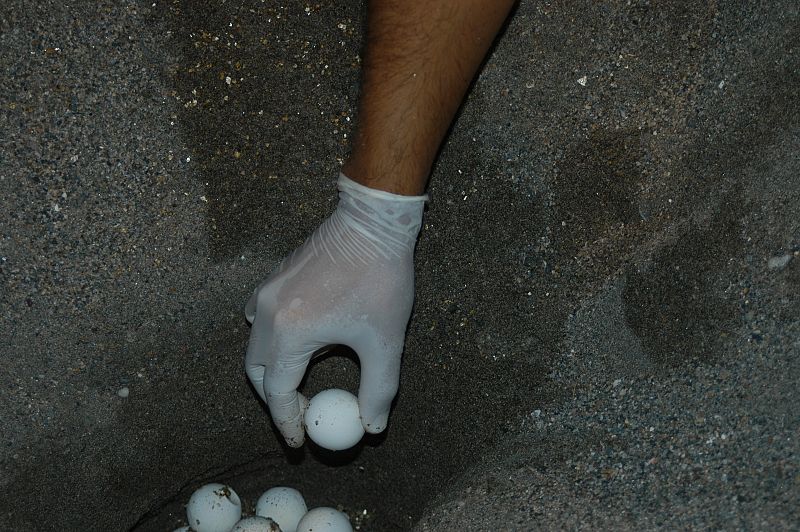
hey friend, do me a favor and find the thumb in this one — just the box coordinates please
[354,337,403,434]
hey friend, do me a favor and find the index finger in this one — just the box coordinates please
[245,303,309,447]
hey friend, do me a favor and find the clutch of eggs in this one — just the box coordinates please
[176,470,354,530]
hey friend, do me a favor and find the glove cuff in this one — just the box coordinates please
[337,173,429,203]
[333,173,426,259]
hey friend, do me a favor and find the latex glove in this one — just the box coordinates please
[245,173,427,447]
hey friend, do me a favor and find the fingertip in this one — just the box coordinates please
[361,411,390,434]
[268,390,309,449]
[285,434,305,448]
[276,421,306,448]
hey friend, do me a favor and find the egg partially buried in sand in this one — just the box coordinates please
[186,483,242,532]
[256,486,307,532]
[304,389,365,451]
[231,516,281,531]
[295,507,353,532]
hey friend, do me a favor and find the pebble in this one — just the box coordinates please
[767,254,792,270]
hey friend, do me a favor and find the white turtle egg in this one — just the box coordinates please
[172,527,191,532]
[185,483,242,532]
[231,516,281,531]
[256,486,307,532]
[304,389,365,451]
[295,507,353,532]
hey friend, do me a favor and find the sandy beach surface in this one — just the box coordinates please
[1,1,797,530]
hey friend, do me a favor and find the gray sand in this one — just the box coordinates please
[1,1,797,530]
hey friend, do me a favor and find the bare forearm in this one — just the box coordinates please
[343,0,516,195]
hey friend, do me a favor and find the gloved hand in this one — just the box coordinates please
[245,173,427,447]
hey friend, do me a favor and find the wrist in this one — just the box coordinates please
[341,157,429,196]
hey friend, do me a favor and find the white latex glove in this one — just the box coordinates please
[245,173,427,447]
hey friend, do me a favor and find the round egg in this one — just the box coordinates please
[256,486,307,532]
[186,483,242,532]
[304,389,365,451]
[231,516,281,531]
[172,527,191,532]
[295,507,353,532]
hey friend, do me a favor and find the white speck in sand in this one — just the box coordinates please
[577,75,588,86]
[117,387,130,398]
